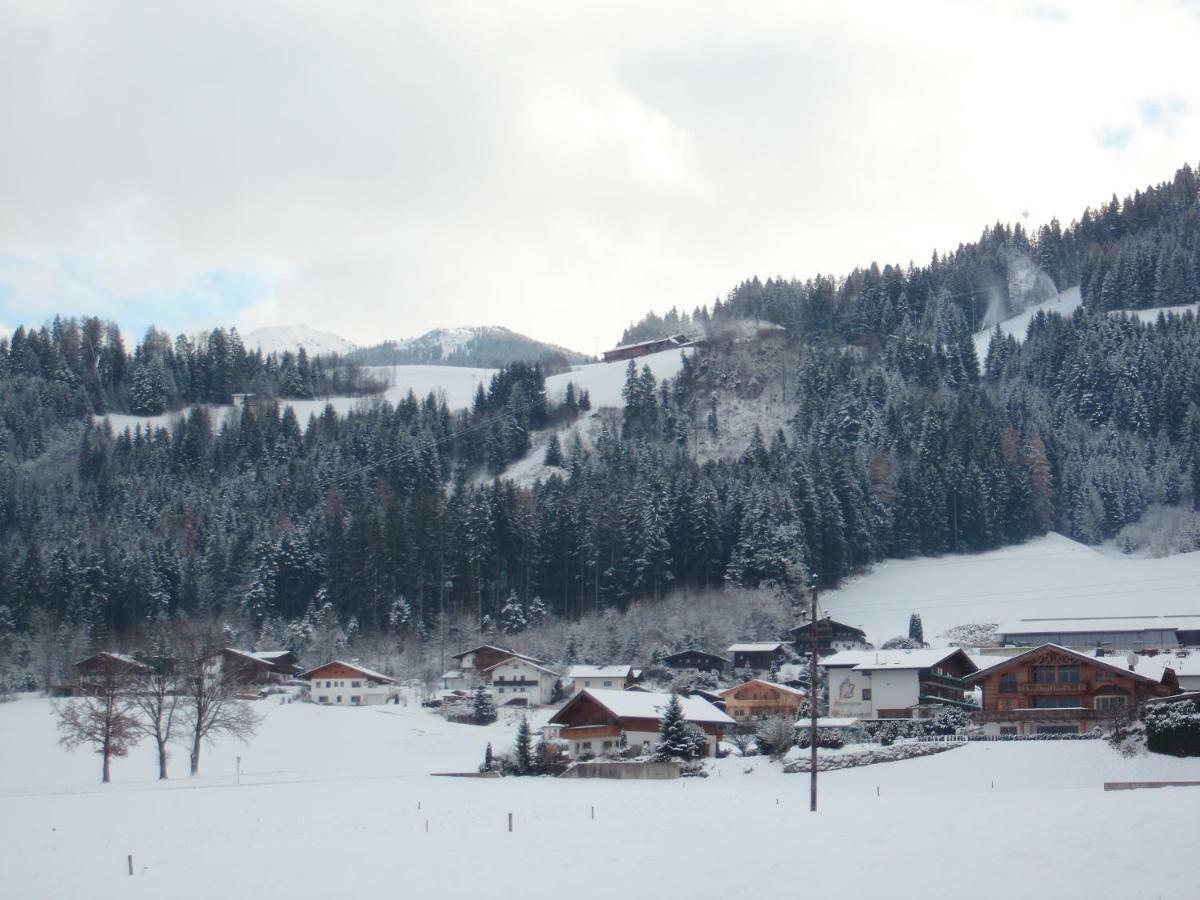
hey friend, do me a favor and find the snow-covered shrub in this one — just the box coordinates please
[937,623,999,647]
[794,727,845,750]
[1143,700,1200,757]
[1111,504,1200,558]
[881,636,923,650]
[754,716,796,757]
[929,705,975,735]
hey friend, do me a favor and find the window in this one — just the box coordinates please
[602,741,613,750]
[1032,666,1056,684]
[1057,667,1080,684]
[336,696,342,703]
[1094,695,1128,713]
[1095,670,1114,682]
[498,688,505,694]
[351,696,360,705]
[581,741,592,750]
[999,673,1017,693]
[862,688,872,701]
[325,681,332,688]
[603,681,613,687]
[999,726,1018,736]
[351,681,362,688]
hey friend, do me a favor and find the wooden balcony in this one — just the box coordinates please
[1020,682,1084,694]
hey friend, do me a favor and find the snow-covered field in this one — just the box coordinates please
[820,532,1200,646]
[546,346,689,409]
[2,694,1197,899]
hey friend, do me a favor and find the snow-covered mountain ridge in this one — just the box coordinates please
[244,324,356,357]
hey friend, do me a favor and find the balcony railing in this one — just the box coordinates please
[979,708,1097,722]
[1021,682,1083,694]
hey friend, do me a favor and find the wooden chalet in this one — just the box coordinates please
[720,679,806,726]
[601,333,693,363]
[442,644,543,690]
[214,648,297,686]
[789,618,868,655]
[661,649,730,675]
[968,643,1179,736]
[73,652,152,694]
[548,689,734,759]
[727,642,792,674]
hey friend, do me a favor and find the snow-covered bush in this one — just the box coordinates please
[793,727,845,750]
[928,705,975,735]
[754,716,796,757]
[1143,700,1200,757]
[881,636,923,650]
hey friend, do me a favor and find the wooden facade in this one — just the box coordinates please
[73,652,151,695]
[789,619,868,655]
[727,643,791,673]
[969,644,1179,736]
[661,650,730,675]
[720,680,806,725]
[601,334,692,363]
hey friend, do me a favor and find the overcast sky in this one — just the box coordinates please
[1,1,1198,353]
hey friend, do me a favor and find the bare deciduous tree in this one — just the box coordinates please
[130,661,182,780]
[56,659,142,783]
[754,715,796,759]
[177,623,261,776]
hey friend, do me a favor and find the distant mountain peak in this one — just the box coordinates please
[244,325,356,357]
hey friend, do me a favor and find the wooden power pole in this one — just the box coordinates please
[809,575,820,813]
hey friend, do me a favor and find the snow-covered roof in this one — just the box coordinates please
[251,650,292,660]
[720,679,807,698]
[451,644,542,664]
[298,660,395,683]
[440,670,464,680]
[820,648,976,672]
[1146,691,1200,705]
[482,656,559,677]
[797,717,861,728]
[997,615,1200,636]
[964,644,1172,686]
[558,689,734,726]
[566,665,632,680]
[75,651,151,670]
[223,647,273,667]
[727,642,787,653]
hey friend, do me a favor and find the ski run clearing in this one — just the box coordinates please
[1,693,1197,900]
[820,532,1200,646]
[94,346,688,436]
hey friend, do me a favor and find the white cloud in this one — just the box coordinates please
[0,0,1198,351]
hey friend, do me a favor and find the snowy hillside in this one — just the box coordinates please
[244,324,356,357]
[971,286,1082,362]
[547,346,690,409]
[2,693,1198,899]
[820,531,1200,647]
[1109,302,1199,324]
[352,325,590,368]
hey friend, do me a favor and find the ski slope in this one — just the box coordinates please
[547,346,690,409]
[972,286,1082,362]
[1,693,1197,899]
[819,532,1200,646]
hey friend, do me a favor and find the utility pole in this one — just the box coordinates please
[809,575,820,813]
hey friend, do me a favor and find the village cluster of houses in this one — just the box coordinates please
[71,612,1200,762]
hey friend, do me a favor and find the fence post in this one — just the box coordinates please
[507,812,513,833]
[127,855,133,876]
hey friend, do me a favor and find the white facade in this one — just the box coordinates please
[303,661,398,706]
[489,657,558,706]
[565,665,633,694]
[826,666,923,718]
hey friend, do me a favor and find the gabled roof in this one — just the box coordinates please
[251,650,293,660]
[298,660,396,683]
[74,651,152,672]
[963,644,1171,686]
[223,647,276,668]
[727,642,788,653]
[482,656,559,677]
[820,648,978,673]
[549,689,734,727]
[789,618,867,638]
[451,644,542,664]
[719,679,807,699]
[566,665,632,680]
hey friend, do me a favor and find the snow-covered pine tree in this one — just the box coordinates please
[499,591,527,634]
[514,717,533,774]
[543,434,563,468]
[471,684,497,725]
[908,613,924,645]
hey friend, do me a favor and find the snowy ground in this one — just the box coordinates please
[819,532,1200,646]
[2,694,1197,899]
